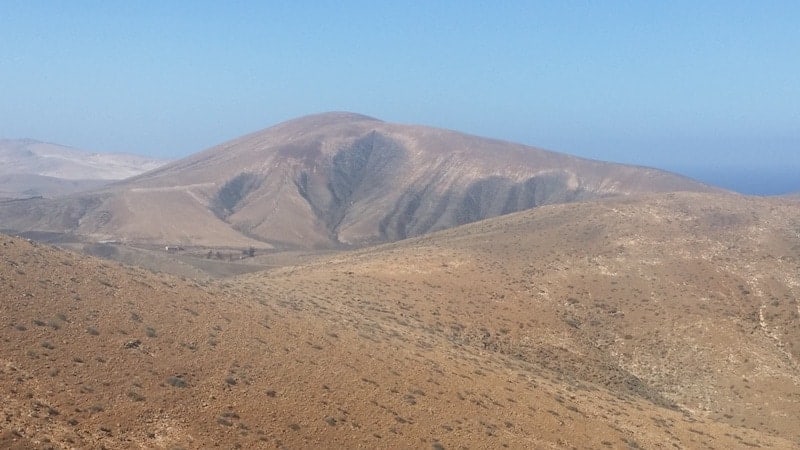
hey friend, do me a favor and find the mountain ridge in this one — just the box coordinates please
[0,113,719,249]
[0,138,169,199]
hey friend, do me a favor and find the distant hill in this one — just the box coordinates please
[0,139,168,198]
[0,113,717,248]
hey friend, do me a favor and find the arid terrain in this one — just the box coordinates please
[0,113,716,250]
[2,191,798,448]
[0,139,168,200]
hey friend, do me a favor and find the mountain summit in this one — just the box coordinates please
[0,112,716,248]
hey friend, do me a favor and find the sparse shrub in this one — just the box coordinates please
[217,410,239,426]
[626,439,642,449]
[167,376,188,388]
[124,339,141,349]
[180,341,198,351]
[87,327,100,336]
[145,327,157,338]
[41,341,55,350]
[217,417,233,427]
[220,411,239,419]
[127,390,145,402]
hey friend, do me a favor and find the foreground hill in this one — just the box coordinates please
[0,139,168,199]
[0,113,715,249]
[1,191,798,448]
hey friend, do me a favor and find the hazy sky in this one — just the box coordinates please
[2,2,798,193]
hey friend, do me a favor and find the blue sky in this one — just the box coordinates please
[2,1,798,194]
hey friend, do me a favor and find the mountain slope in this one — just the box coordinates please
[239,190,800,443]
[1,191,798,448]
[0,139,168,199]
[0,113,717,248]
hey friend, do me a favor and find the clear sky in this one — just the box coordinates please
[2,1,798,194]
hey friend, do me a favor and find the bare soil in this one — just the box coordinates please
[1,192,798,448]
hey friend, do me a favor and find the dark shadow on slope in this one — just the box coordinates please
[211,172,263,220]
[381,172,593,241]
[295,131,406,243]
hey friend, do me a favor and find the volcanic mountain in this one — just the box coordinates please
[1,191,798,448]
[0,139,168,199]
[0,113,716,249]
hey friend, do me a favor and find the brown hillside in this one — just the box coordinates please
[0,112,717,249]
[1,191,798,448]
